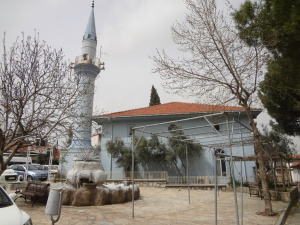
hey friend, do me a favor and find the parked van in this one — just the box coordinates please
[3,156,32,166]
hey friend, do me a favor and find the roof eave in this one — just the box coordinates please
[93,109,262,121]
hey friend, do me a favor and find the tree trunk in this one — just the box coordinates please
[272,160,278,199]
[180,157,187,183]
[173,160,183,182]
[245,106,273,214]
[280,157,286,191]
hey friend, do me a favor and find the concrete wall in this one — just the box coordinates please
[291,167,300,183]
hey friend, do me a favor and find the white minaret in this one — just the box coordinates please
[66,1,104,170]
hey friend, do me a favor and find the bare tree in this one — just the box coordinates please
[0,32,80,176]
[153,0,273,214]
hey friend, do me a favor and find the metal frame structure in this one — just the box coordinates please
[129,111,256,224]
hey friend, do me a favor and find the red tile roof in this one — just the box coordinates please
[291,154,300,159]
[95,102,253,117]
[8,145,47,151]
[291,162,300,168]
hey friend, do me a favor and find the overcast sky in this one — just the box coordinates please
[0,0,299,149]
[0,0,245,113]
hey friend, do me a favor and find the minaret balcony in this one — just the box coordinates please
[75,55,104,70]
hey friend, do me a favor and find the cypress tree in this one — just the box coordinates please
[149,85,161,106]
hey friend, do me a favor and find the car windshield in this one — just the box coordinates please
[0,188,13,208]
[28,165,39,170]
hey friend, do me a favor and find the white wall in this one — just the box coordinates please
[97,112,257,182]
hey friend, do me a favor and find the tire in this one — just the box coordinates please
[18,175,23,181]
[27,176,33,181]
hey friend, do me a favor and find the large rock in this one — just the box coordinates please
[62,188,74,205]
[62,184,140,206]
[94,187,110,205]
[125,186,140,201]
[72,188,93,206]
[110,186,126,204]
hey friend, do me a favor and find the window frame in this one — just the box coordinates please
[216,149,227,177]
[127,124,135,136]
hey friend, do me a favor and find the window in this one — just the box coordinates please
[213,124,220,131]
[128,124,135,136]
[216,149,227,176]
[83,53,87,60]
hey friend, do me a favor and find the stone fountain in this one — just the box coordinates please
[66,149,107,188]
[53,149,139,206]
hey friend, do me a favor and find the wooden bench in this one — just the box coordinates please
[16,182,50,206]
[248,182,263,199]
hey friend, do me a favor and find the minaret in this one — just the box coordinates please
[67,1,104,168]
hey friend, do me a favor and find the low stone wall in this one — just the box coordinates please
[166,184,227,191]
[227,185,299,203]
[106,179,167,188]
[226,186,249,193]
[275,186,299,225]
[136,180,166,188]
[270,186,299,203]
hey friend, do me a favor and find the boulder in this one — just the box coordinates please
[61,184,140,206]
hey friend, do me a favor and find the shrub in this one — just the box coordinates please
[228,178,241,188]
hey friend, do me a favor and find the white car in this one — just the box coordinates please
[0,169,18,186]
[38,165,58,174]
[0,186,32,225]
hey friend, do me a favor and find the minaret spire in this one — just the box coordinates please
[66,0,104,172]
[80,1,97,59]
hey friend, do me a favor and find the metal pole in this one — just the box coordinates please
[25,146,30,181]
[288,160,293,184]
[133,112,225,130]
[48,146,53,182]
[238,112,248,183]
[131,127,145,219]
[110,122,113,179]
[132,130,135,219]
[240,132,248,182]
[186,143,190,204]
[240,159,243,225]
[225,113,239,225]
[214,149,218,225]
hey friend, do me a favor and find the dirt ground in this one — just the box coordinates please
[16,186,287,225]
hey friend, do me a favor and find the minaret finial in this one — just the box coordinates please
[92,0,94,8]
